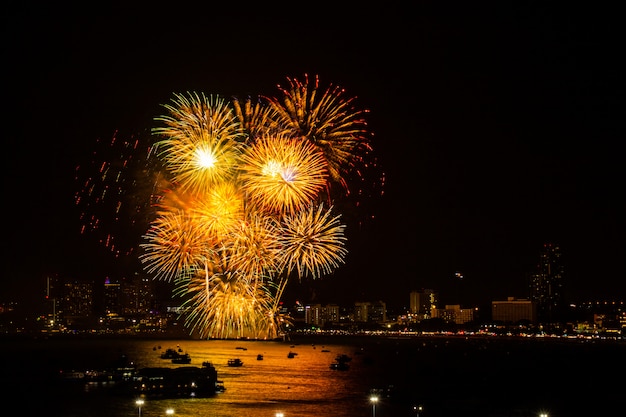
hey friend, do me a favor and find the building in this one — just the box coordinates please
[60,280,95,327]
[409,289,438,320]
[492,297,537,324]
[529,243,565,323]
[354,301,387,323]
[305,304,340,327]
[431,304,475,325]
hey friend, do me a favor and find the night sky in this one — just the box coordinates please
[4,4,624,312]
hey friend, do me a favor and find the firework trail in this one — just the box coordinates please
[74,130,159,259]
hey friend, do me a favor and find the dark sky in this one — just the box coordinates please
[4,4,625,312]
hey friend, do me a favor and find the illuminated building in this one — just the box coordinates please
[305,304,340,327]
[409,289,438,320]
[492,297,537,324]
[431,304,475,325]
[354,301,387,323]
[529,243,564,323]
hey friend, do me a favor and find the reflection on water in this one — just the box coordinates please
[128,339,372,417]
[2,336,625,417]
[3,338,378,417]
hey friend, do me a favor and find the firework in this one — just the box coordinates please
[181,270,282,339]
[74,130,159,259]
[238,131,329,214]
[140,209,214,283]
[228,212,282,282]
[264,74,372,195]
[232,96,281,141]
[276,203,348,280]
[152,92,245,195]
[135,75,373,339]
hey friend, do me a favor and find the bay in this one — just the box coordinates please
[1,334,623,416]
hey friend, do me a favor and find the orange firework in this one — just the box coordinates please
[265,74,372,195]
[276,203,348,280]
[152,92,244,195]
[137,75,373,339]
[238,131,329,214]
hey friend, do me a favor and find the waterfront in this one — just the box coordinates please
[1,334,624,416]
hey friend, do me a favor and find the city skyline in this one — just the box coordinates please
[4,4,625,312]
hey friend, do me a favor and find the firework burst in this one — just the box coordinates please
[182,271,281,340]
[239,132,329,214]
[134,75,375,339]
[265,74,372,195]
[140,208,214,283]
[152,92,244,194]
[276,203,348,280]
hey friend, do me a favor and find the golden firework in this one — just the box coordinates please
[277,203,348,280]
[265,74,372,194]
[139,75,372,339]
[152,92,244,195]
[239,132,328,214]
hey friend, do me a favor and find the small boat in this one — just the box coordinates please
[330,361,350,371]
[171,353,191,364]
[321,349,331,353]
[236,346,248,351]
[335,354,352,363]
[256,354,264,360]
[287,351,297,358]
[227,358,243,367]
[160,348,181,359]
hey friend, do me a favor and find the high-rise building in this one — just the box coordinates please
[305,304,340,327]
[529,243,564,323]
[409,289,438,319]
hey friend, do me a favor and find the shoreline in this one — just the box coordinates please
[2,330,624,347]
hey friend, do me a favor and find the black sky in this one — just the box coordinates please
[4,3,625,311]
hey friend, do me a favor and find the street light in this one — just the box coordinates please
[414,404,423,417]
[276,413,284,417]
[370,395,379,417]
[135,399,144,417]
[165,408,174,416]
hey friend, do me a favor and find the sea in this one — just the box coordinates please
[1,334,624,417]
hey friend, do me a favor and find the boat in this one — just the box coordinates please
[115,363,222,398]
[330,361,350,371]
[287,351,297,358]
[227,358,243,367]
[335,354,352,363]
[257,354,264,360]
[160,348,180,359]
[171,353,191,364]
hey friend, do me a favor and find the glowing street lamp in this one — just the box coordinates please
[135,399,144,417]
[276,413,284,417]
[166,408,175,416]
[370,395,379,417]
